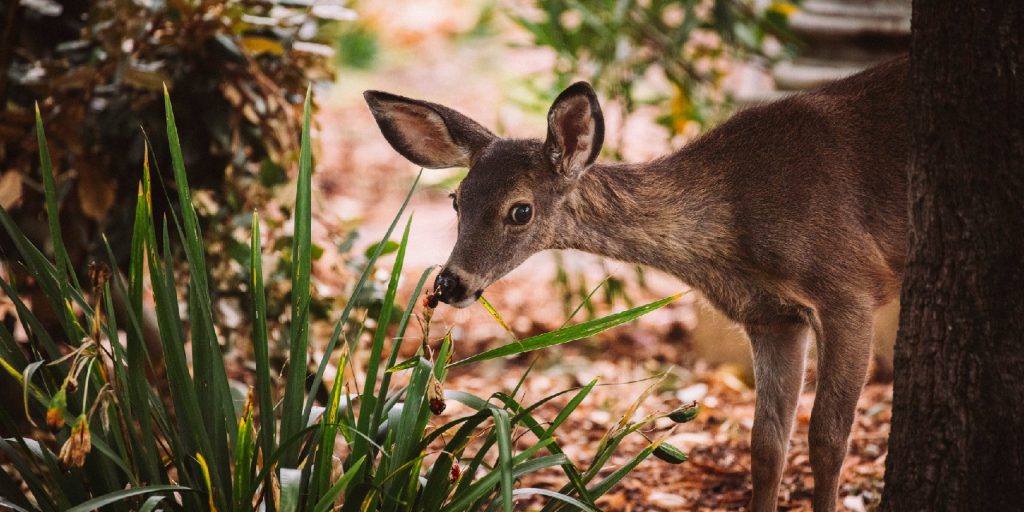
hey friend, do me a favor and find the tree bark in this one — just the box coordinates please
[880,2,1024,511]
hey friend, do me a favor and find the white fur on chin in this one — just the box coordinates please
[451,296,478,308]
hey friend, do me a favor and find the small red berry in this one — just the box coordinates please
[424,293,439,309]
[450,463,461,482]
[429,397,446,415]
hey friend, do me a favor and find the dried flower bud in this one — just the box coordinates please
[88,261,112,294]
[46,388,67,430]
[424,292,439,309]
[59,415,91,469]
[427,377,446,415]
[668,402,699,423]
[653,442,688,464]
[429,398,446,415]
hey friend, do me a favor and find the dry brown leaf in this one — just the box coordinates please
[0,170,23,209]
[76,164,116,221]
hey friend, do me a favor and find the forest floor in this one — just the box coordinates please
[310,1,893,509]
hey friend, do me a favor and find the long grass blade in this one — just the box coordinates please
[233,392,256,512]
[279,468,302,512]
[441,455,568,512]
[143,213,212,509]
[450,294,680,367]
[33,104,77,335]
[163,87,234,504]
[313,351,347,498]
[373,266,434,427]
[512,488,600,512]
[303,171,422,423]
[249,211,277,512]
[63,485,193,512]
[280,86,314,466]
[490,408,514,512]
[478,296,516,340]
[352,216,413,481]
[312,455,365,512]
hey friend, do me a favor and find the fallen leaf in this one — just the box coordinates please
[76,164,116,221]
[648,491,687,508]
[0,170,22,209]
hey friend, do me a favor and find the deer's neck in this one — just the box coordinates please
[556,153,732,278]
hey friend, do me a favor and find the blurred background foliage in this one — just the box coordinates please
[507,0,797,149]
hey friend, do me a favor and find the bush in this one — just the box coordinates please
[0,0,339,273]
[0,94,697,511]
[510,0,797,136]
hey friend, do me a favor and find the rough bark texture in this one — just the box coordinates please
[880,2,1024,511]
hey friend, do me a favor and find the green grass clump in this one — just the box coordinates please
[0,91,690,512]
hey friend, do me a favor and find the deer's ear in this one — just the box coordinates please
[544,82,604,179]
[364,91,495,169]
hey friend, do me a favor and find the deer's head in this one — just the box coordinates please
[364,82,605,307]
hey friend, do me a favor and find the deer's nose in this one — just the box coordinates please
[433,269,466,304]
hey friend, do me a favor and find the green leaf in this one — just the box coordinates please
[259,159,289,187]
[164,87,232,507]
[512,488,600,512]
[313,350,347,498]
[63,485,193,512]
[34,104,77,335]
[587,443,658,497]
[279,468,302,512]
[138,496,166,512]
[312,456,365,512]
[363,239,400,259]
[280,85,314,467]
[232,396,256,512]
[386,356,420,373]
[303,171,421,425]
[490,408,514,512]
[352,215,413,483]
[441,455,568,512]
[478,295,517,340]
[450,294,681,367]
[249,211,278,512]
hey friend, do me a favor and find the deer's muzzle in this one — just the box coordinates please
[433,268,482,308]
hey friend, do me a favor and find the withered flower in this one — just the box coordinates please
[88,261,112,295]
[423,292,439,310]
[46,388,67,430]
[427,376,446,415]
[59,415,91,469]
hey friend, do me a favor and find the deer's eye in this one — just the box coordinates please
[508,203,533,225]
[450,193,458,212]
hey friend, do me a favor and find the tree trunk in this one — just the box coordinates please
[880,2,1024,511]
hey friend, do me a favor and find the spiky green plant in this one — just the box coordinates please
[0,91,696,511]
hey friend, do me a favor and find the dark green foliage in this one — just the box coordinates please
[0,0,337,274]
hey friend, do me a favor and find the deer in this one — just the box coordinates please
[364,55,909,512]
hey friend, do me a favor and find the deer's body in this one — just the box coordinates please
[561,57,908,327]
[365,55,909,511]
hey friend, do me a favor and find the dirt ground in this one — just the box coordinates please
[312,2,891,509]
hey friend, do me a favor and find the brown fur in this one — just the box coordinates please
[364,55,910,511]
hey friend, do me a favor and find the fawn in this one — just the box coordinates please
[364,55,909,511]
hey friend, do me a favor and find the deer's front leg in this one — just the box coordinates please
[808,304,873,512]
[747,319,810,512]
